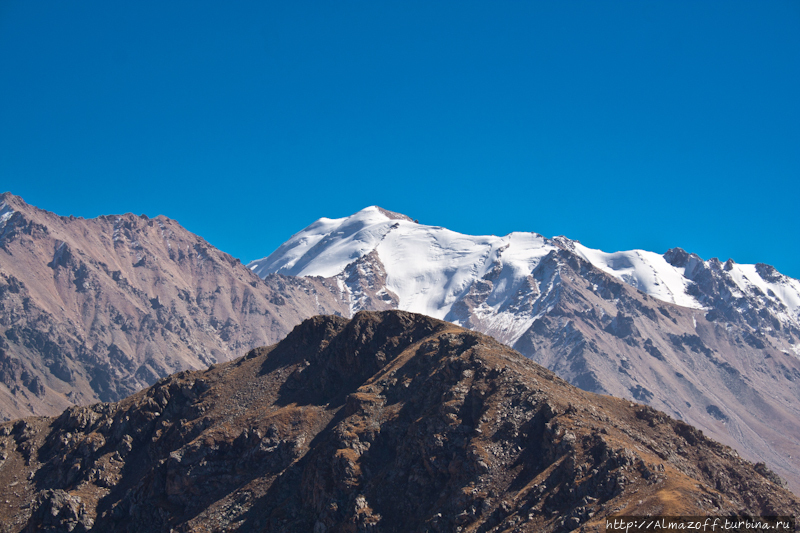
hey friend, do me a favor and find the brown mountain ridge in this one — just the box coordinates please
[0,311,796,532]
[0,192,350,419]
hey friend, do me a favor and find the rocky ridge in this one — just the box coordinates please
[0,311,797,532]
[0,192,350,420]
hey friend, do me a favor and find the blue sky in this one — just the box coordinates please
[2,2,799,277]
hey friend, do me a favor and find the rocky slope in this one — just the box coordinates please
[0,311,796,533]
[249,207,800,492]
[0,193,350,420]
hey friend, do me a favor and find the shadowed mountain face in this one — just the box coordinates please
[0,192,350,420]
[249,207,800,493]
[0,311,797,533]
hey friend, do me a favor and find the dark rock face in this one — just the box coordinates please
[0,312,797,532]
[27,489,94,533]
[334,250,401,314]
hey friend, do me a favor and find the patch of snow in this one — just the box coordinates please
[0,201,14,227]
[472,304,546,345]
[727,263,800,322]
[572,244,704,309]
[113,217,122,242]
[334,276,354,317]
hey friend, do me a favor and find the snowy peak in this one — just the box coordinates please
[249,208,557,322]
[248,206,412,278]
[251,207,800,334]
[252,207,711,317]
[663,247,800,332]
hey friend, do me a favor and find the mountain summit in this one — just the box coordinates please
[250,206,800,334]
[249,206,800,492]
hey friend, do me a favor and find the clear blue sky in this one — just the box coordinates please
[2,2,799,277]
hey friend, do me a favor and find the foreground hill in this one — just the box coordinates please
[0,311,796,532]
[0,192,349,419]
[250,206,800,492]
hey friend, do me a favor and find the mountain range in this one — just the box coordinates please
[1,311,797,532]
[249,206,800,492]
[1,194,799,494]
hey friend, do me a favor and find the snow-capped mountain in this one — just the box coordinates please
[251,206,558,340]
[250,206,800,342]
[250,206,800,492]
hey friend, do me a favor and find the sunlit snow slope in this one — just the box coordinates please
[250,206,800,336]
[250,207,554,324]
[571,243,800,329]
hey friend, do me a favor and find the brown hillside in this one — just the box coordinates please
[0,311,796,532]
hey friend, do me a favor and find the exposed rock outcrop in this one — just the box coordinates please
[0,312,796,532]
